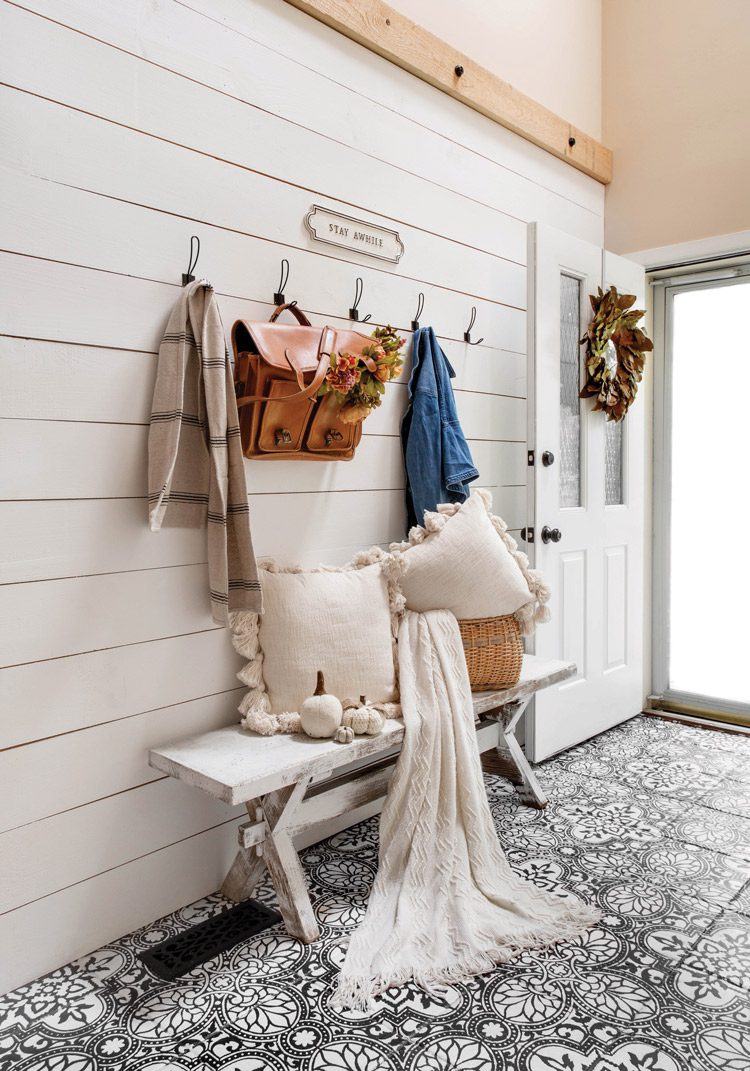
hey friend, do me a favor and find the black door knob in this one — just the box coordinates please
[541,526,562,544]
[542,450,555,466]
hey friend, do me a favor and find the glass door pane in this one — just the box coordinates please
[669,279,750,705]
[559,273,582,508]
[605,421,623,505]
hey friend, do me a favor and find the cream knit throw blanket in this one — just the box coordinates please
[148,280,262,625]
[334,609,600,1010]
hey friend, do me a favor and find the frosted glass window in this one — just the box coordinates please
[605,420,624,505]
[559,274,582,508]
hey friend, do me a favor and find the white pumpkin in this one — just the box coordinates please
[342,695,384,737]
[300,670,343,738]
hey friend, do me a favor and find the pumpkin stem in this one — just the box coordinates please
[314,670,326,696]
[359,694,366,706]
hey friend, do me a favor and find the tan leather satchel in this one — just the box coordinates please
[232,303,377,461]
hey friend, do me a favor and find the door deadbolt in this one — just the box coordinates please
[541,526,562,544]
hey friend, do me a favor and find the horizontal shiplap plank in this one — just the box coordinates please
[12,0,603,233]
[0,769,243,912]
[0,421,399,501]
[0,336,526,424]
[0,498,206,582]
[456,393,525,442]
[0,478,523,587]
[470,441,527,490]
[0,93,528,339]
[0,446,525,583]
[0,250,527,362]
[0,420,149,500]
[0,252,194,353]
[247,488,408,568]
[0,166,526,338]
[449,346,526,399]
[0,9,528,263]
[0,399,524,502]
[0,338,158,423]
[0,629,244,749]
[0,690,244,835]
[247,484,526,567]
[0,820,238,994]
[0,563,217,667]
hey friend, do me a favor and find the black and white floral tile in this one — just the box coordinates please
[2,715,750,1071]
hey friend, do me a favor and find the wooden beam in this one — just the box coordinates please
[283,0,612,185]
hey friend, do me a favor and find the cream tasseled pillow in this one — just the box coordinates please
[232,551,403,735]
[391,489,550,634]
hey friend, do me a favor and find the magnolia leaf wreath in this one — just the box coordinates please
[579,286,653,422]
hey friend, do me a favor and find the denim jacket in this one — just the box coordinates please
[401,327,479,529]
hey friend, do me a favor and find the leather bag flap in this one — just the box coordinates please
[232,321,375,372]
[233,321,323,371]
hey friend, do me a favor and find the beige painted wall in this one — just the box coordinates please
[604,0,750,255]
[386,0,602,137]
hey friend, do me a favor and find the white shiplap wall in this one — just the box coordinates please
[0,0,604,992]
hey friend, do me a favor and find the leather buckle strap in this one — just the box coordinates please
[284,348,307,391]
[269,302,311,326]
[235,327,336,409]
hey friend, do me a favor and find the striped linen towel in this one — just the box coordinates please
[148,279,262,624]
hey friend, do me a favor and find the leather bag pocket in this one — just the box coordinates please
[257,379,316,453]
[305,392,359,455]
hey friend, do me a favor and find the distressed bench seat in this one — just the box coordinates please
[150,655,574,943]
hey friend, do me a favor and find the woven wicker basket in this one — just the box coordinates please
[458,614,523,690]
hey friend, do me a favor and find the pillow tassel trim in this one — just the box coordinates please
[389,488,550,637]
[231,547,405,736]
[230,610,273,732]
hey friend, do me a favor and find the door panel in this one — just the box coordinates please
[560,551,586,679]
[604,545,627,669]
[525,225,646,761]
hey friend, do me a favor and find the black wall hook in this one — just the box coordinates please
[464,306,484,345]
[182,235,200,286]
[411,292,425,331]
[349,277,371,322]
[274,258,290,305]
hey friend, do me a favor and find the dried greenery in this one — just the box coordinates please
[319,325,405,424]
[579,286,653,422]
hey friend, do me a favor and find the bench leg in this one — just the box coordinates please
[497,699,548,810]
[221,779,320,944]
[261,781,319,943]
[222,843,266,902]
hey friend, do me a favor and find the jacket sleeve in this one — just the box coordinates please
[441,418,480,500]
[404,387,444,528]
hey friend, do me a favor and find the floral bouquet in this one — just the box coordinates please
[319,325,406,425]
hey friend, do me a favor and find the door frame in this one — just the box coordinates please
[651,258,750,722]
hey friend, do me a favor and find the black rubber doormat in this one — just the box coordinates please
[140,899,283,980]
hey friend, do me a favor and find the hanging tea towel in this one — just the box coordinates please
[148,280,262,624]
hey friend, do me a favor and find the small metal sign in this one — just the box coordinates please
[305,205,404,263]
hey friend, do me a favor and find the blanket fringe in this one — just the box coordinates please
[332,902,602,1012]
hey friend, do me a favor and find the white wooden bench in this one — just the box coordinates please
[150,655,574,943]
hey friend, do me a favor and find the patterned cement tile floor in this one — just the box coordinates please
[2,715,750,1071]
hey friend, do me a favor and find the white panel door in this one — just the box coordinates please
[525,224,646,761]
